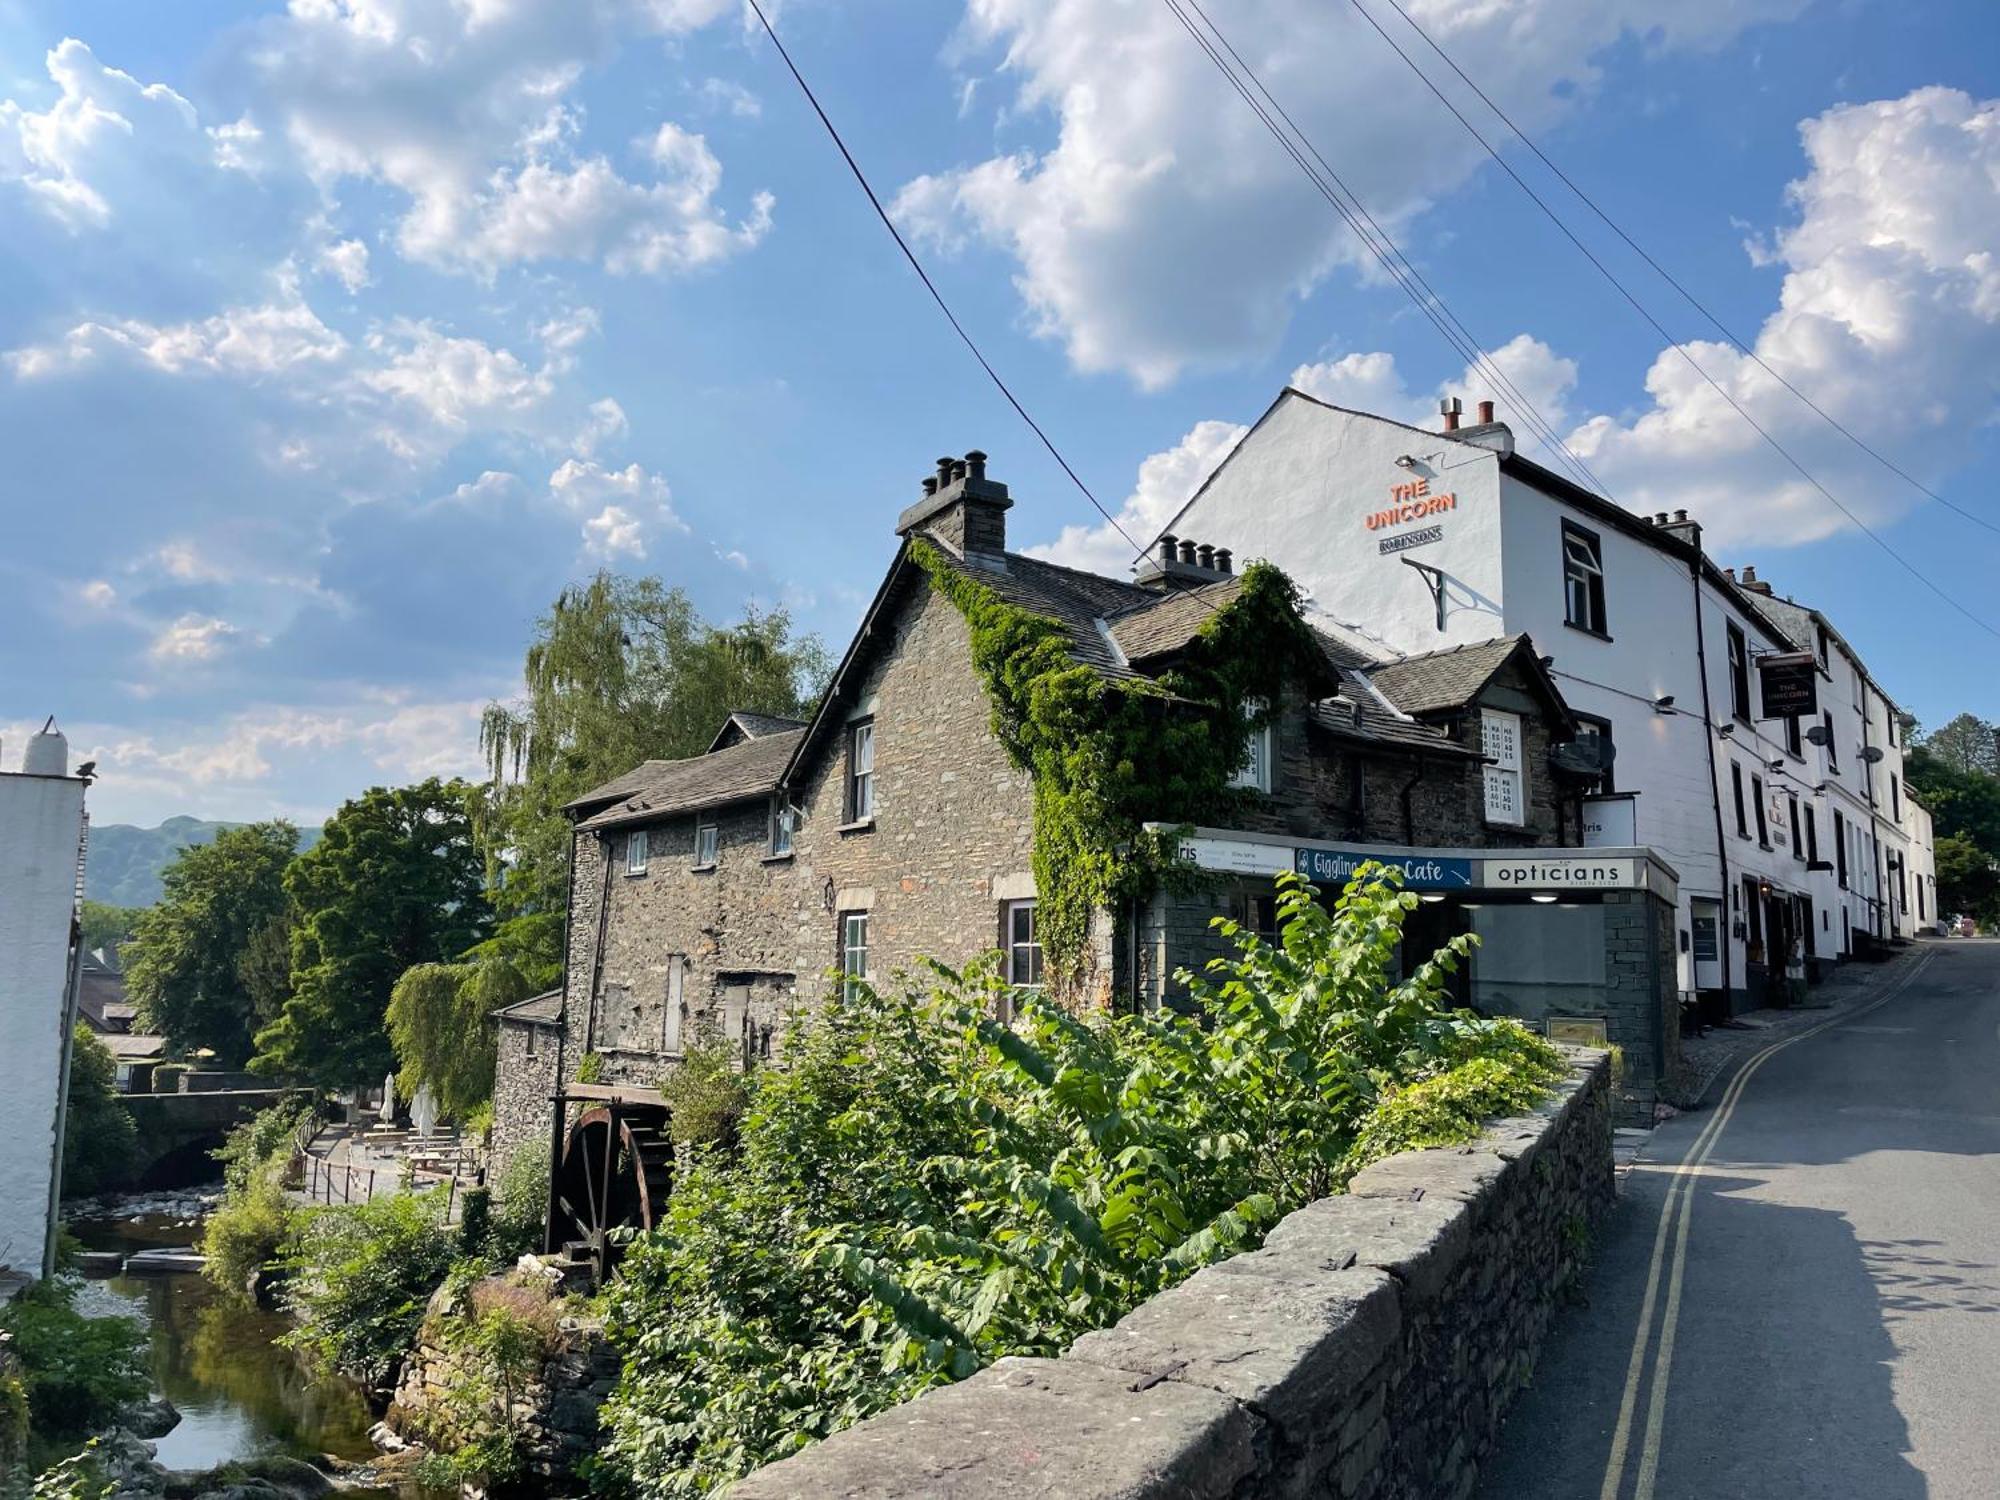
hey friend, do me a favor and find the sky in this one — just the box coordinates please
[3,0,1997,829]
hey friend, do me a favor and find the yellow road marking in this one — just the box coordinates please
[1600,952,1935,1500]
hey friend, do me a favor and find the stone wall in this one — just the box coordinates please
[490,1016,558,1188]
[730,1049,1612,1500]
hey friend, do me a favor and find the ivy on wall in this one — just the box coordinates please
[911,540,1329,993]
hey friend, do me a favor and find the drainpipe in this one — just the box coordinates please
[1688,534,1734,1010]
[42,902,86,1279]
[1400,757,1427,846]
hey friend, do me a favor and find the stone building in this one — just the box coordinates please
[492,452,1686,1223]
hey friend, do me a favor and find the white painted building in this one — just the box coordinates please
[1159,389,1935,1014]
[0,723,88,1283]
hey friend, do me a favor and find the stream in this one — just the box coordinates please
[65,1191,394,1482]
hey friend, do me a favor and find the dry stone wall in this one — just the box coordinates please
[730,1048,1612,1500]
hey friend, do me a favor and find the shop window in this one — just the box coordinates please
[1004,900,1043,988]
[1228,699,1273,792]
[1574,714,1615,793]
[1481,710,1524,826]
[1731,762,1748,838]
[846,718,875,822]
[1466,902,1607,1025]
[626,828,649,876]
[1743,876,1765,965]
[1561,522,1608,635]
[1726,623,1751,722]
[1232,890,1278,939]
[840,913,869,999]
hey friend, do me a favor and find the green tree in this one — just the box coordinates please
[476,575,829,985]
[78,901,142,957]
[1920,712,2000,776]
[251,780,489,1090]
[123,822,298,1065]
[386,957,528,1119]
[60,1027,138,1199]
[236,912,296,1031]
[1933,833,2000,926]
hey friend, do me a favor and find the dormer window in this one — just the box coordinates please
[1228,699,1273,793]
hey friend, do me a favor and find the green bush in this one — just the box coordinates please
[281,1191,458,1387]
[488,1136,552,1263]
[201,1101,314,1297]
[404,1275,562,1491]
[658,1025,753,1149]
[0,1278,147,1437]
[596,867,1565,1497]
[59,1029,137,1200]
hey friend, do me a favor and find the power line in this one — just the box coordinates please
[1162,0,1609,497]
[1341,0,2000,642]
[741,0,1159,576]
[1370,0,2000,542]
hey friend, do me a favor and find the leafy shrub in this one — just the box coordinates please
[488,1136,552,1263]
[597,867,1565,1497]
[202,1101,314,1297]
[657,1026,752,1149]
[59,1029,137,1199]
[281,1190,458,1387]
[576,1053,604,1085]
[404,1273,564,1491]
[0,1278,147,1436]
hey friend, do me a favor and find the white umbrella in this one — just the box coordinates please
[410,1083,438,1141]
[380,1071,397,1125]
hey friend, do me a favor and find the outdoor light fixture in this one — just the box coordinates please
[1530,893,1559,904]
[1420,892,1447,904]
[1652,694,1676,712]
[1768,757,1786,772]
[1717,722,1736,737]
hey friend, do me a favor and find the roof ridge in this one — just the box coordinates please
[1371,634,1523,668]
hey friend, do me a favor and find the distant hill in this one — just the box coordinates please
[86,816,322,908]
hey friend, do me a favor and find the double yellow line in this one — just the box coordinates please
[1597,952,1934,1500]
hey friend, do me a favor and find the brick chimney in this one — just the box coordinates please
[895,449,1012,554]
[1738,564,1774,596]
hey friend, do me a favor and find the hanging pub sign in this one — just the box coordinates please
[1757,651,1819,720]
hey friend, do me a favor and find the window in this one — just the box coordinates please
[694,819,719,868]
[626,828,649,876]
[1815,624,1828,664]
[1731,761,1748,838]
[1853,670,1864,712]
[1726,623,1751,722]
[840,913,869,998]
[1481,710,1524,826]
[1574,714,1615,793]
[524,1025,538,1062]
[1752,773,1770,846]
[1561,522,1608,635]
[664,957,685,1053]
[1229,699,1273,792]
[1890,775,1901,820]
[768,798,795,858]
[1886,713,1898,748]
[1789,795,1803,860]
[1823,712,1838,772]
[1834,810,1849,888]
[1785,715,1803,758]
[1004,900,1043,988]
[1805,805,1820,865]
[1232,890,1278,939]
[846,719,875,822]
[1918,876,1927,921]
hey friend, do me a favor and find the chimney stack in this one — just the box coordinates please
[1135,535,1235,590]
[1476,399,1495,425]
[1159,534,1179,567]
[1196,543,1215,570]
[1440,396,1463,432]
[896,450,1013,554]
[1214,548,1232,574]
[1179,538,1198,565]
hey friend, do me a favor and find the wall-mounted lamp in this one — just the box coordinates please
[1717,722,1737,738]
[1420,892,1447,904]
[1652,694,1676,713]
[1530,892,1560,904]
[1394,454,1418,470]
[1767,757,1787,772]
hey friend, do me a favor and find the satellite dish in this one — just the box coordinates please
[1860,746,1886,764]
[1805,724,1830,746]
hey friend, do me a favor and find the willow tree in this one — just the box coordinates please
[387,958,528,1119]
[475,573,830,983]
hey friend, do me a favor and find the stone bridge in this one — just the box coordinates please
[120,1088,307,1187]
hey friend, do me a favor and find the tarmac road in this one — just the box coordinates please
[1477,940,2000,1500]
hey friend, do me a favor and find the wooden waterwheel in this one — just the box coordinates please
[553,1102,673,1283]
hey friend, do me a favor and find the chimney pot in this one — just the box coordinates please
[1724,567,1737,582]
[1674,509,1689,524]
[1196,543,1215,569]
[921,476,938,497]
[1742,564,1758,584]
[1159,534,1178,566]
[965,449,987,480]
[936,456,956,487]
[1179,538,1198,565]
[1440,396,1462,432]
[950,458,968,483]
[1476,399,1495,425]
[1215,548,1232,574]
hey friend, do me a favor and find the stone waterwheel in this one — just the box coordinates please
[552,1102,673,1283]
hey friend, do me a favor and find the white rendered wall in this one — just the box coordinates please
[0,773,84,1278]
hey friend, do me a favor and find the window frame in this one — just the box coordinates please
[1751,772,1770,846]
[1731,761,1748,838]
[767,797,795,858]
[1003,899,1043,990]
[1890,774,1901,820]
[1823,711,1839,772]
[1227,698,1274,793]
[1726,622,1751,723]
[840,912,869,999]
[1573,713,1615,794]
[1788,794,1804,861]
[1784,715,1803,759]
[1560,521,1609,637]
[1834,809,1849,888]
[846,718,876,823]
[625,828,649,876]
[694,818,719,869]
[1481,709,1525,827]
[1805,805,1820,866]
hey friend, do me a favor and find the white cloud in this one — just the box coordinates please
[81,580,117,608]
[148,540,230,583]
[359,319,551,428]
[149,613,242,663]
[698,78,762,118]
[551,457,686,558]
[208,115,268,173]
[572,396,629,456]
[1290,333,1578,435]
[582,504,648,559]
[905,0,1807,387]
[1569,86,2000,547]
[6,276,348,378]
[317,236,372,291]
[0,38,199,229]
[1025,418,1249,575]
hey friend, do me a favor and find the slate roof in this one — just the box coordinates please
[917,540,1156,681]
[1309,696,1475,758]
[100,1033,168,1061]
[708,710,809,753]
[1103,577,1244,665]
[1363,637,1530,717]
[575,727,805,832]
[493,989,563,1027]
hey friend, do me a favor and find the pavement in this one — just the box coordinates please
[1477,938,2000,1500]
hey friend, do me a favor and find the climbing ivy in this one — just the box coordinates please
[911,542,1329,991]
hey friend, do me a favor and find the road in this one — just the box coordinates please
[1478,940,2000,1500]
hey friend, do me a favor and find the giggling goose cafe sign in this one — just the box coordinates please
[1366,475,1456,556]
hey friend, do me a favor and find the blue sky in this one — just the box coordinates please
[3,0,1996,827]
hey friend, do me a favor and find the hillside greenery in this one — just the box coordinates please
[84,817,320,908]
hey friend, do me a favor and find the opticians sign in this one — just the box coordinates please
[1481,856,1638,890]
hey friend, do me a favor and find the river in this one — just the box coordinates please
[66,1192,392,1480]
